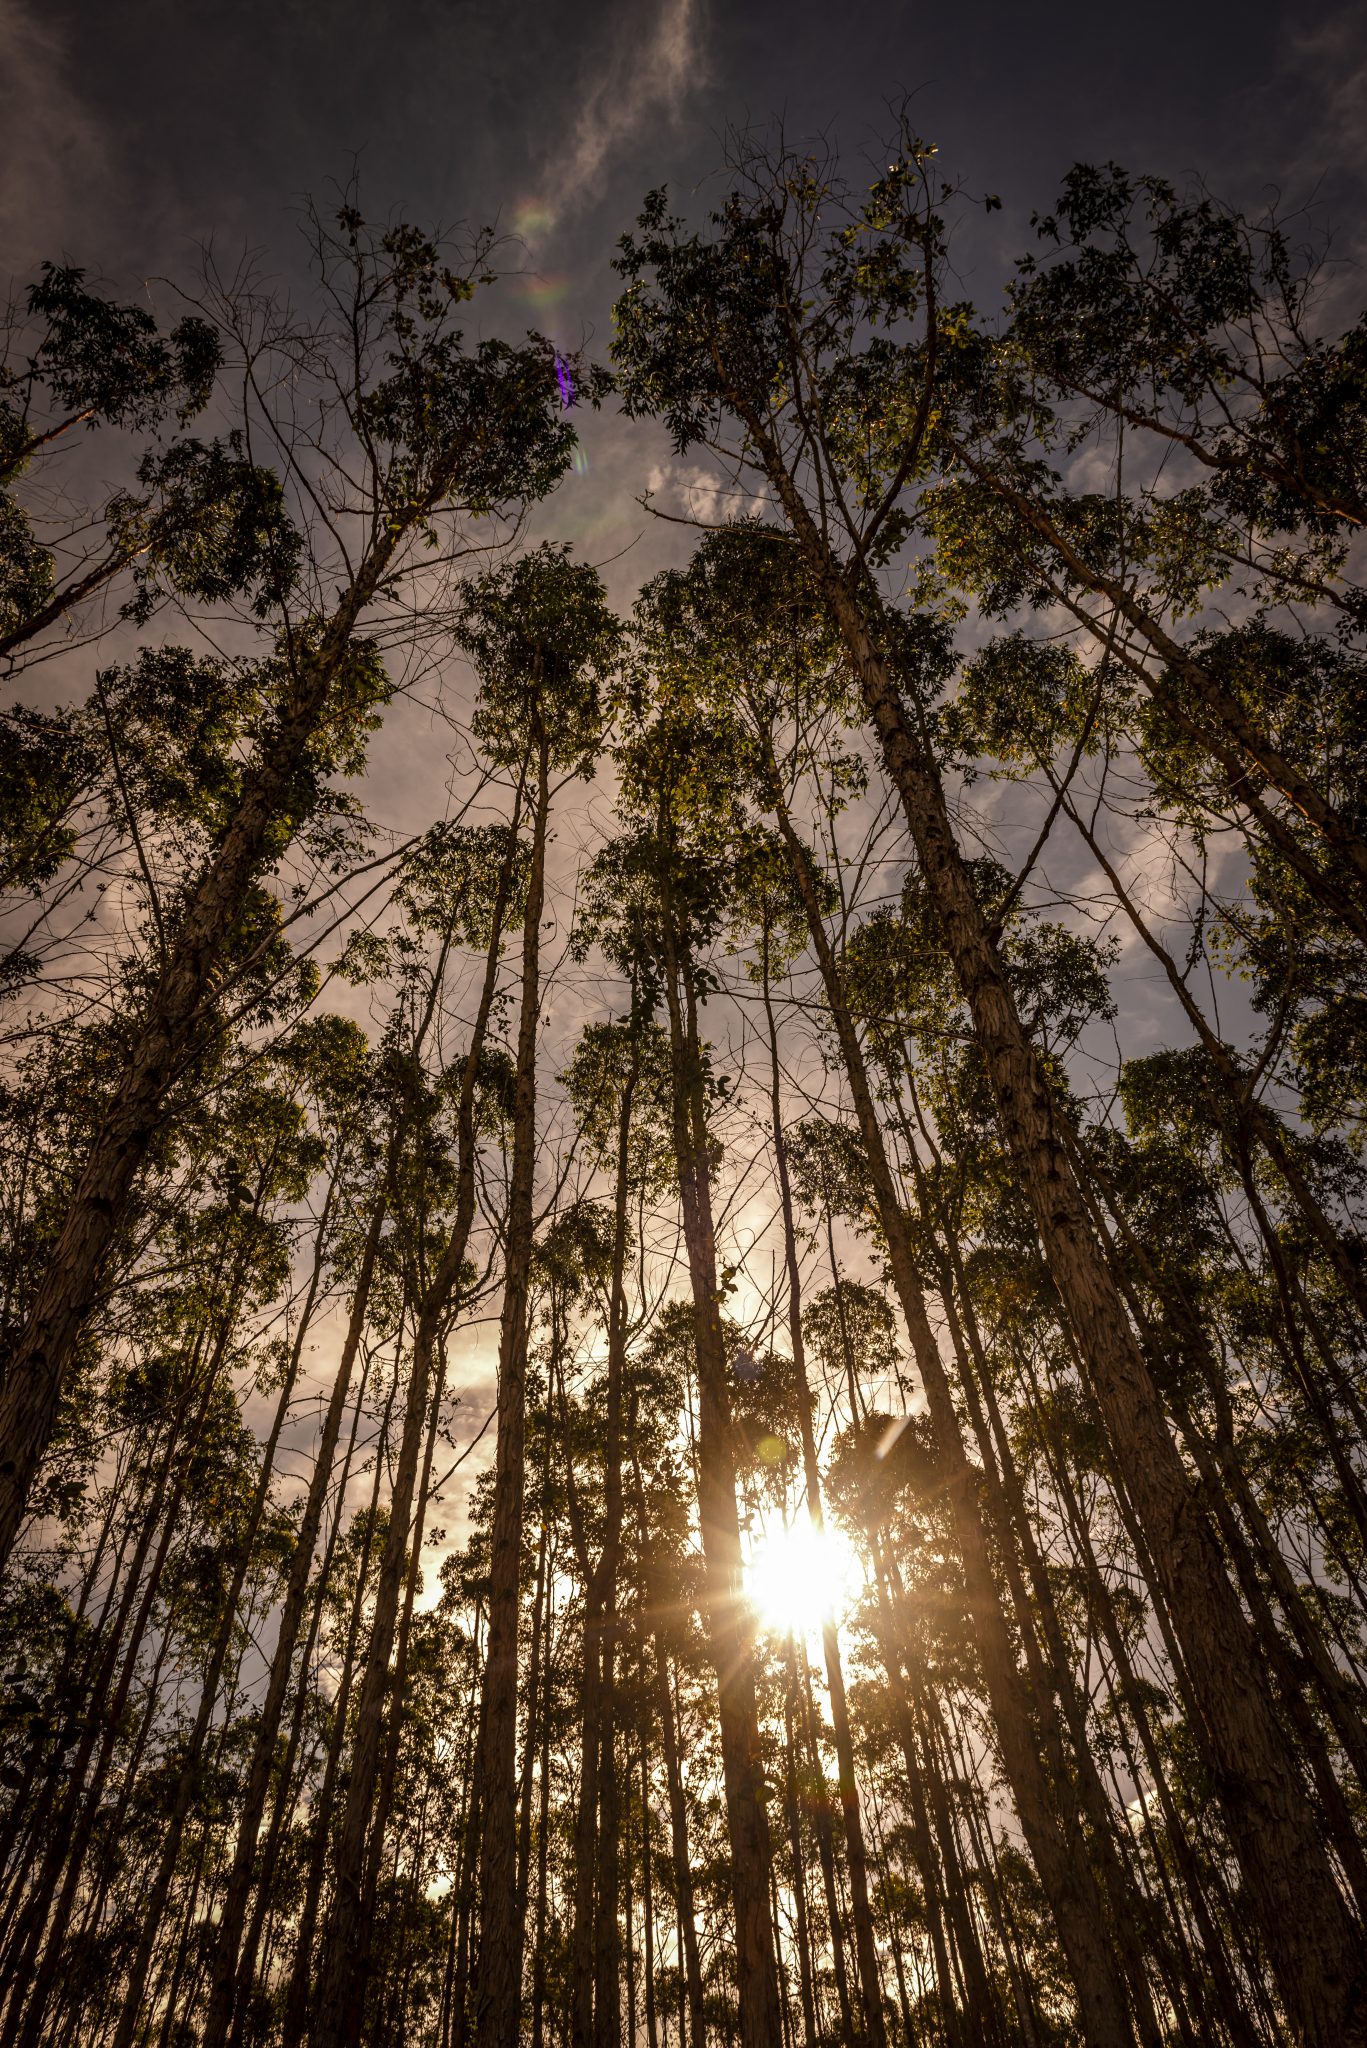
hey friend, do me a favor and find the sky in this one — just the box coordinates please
[6,0,1366,615]
[5,0,1366,1556]
[6,0,1366,631]
[7,0,1367,348]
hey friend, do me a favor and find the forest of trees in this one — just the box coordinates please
[1,127,1365,2048]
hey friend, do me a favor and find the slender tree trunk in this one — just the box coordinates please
[864,1549,983,2048]
[0,541,403,1568]
[472,726,551,2048]
[765,768,1136,2047]
[752,487,1367,2040]
[657,887,783,2048]
[516,1473,552,1925]
[762,927,888,2048]
[232,1329,377,2046]
[594,1044,639,2048]
[313,804,524,2048]
[796,1648,857,2048]
[631,1458,706,2048]
[110,1178,341,2048]
[5,1332,230,2048]
[351,1340,450,2003]
[530,1589,555,2048]
[283,1355,401,2048]
[898,1108,1168,2044]
[642,1740,660,2048]
[202,1186,387,2048]
[570,1584,605,2048]
[449,1610,489,2048]
[781,1641,820,2048]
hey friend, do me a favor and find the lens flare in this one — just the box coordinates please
[746,1517,861,1637]
[509,274,572,307]
[512,200,555,240]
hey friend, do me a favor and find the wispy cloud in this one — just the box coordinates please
[1287,1,1367,176]
[0,0,109,278]
[534,0,705,237]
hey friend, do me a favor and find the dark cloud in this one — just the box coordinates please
[10,0,1366,284]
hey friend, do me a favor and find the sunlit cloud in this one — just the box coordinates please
[527,0,705,242]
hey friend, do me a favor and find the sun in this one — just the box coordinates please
[745,1516,862,1637]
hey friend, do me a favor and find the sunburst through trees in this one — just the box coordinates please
[1,125,1366,2048]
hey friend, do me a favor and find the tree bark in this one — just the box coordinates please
[657,885,783,2048]
[765,766,1136,2047]
[0,544,399,1569]
[202,1184,386,2048]
[472,725,551,2048]
[759,479,1367,2044]
[312,802,524,2048]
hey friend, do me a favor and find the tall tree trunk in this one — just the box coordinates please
[765,766,1136,2047]
[0,542,402,1568]
[5,1325,232,2048]
[657,886,783,2048]
[753,487,1367,2041]
[594,1038,639,2048]
[796,1649,857,2048]
[516,1451,552,1925]
[202,1184,387,2048]
[567,1032,640,2048]
[761,924,888,2048]
[864,1547,986,2048]
[641,1739,660,2048]
[449,1608,489,2048]
[312,802,524,2048]
[595,1675,624,2048]
[110,1176,341,2048]
[283,1355,401,2048]
[472,725,551,2048]
[529,1586,555,2048]
[780,1641,819,2048]
[232,1322,377,2047]
[896,1101,1168,2044]
[631,1443,706,2048]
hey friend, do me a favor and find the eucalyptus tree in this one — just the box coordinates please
[624,1303,713,2048]
[101,1018,375,2048]
[725,832,890,2048]
[307,816,539,2048]
[578,703,785,2048]
[0,261,301,666]
[558,1015,674,2048]
[0,1024,340,2048]
[940,623,1367,1333]
[452,544,620,2048]
[612,156,1367,2044]
[0,208,584,1574]
[203,819,522,2048]
[937,166,1367,940]
[633,525,1150,2044]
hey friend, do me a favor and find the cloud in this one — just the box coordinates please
[533,0,705,237]
[0,0,110,278]
[1287,2,1367,176]
[643,458,767,528]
